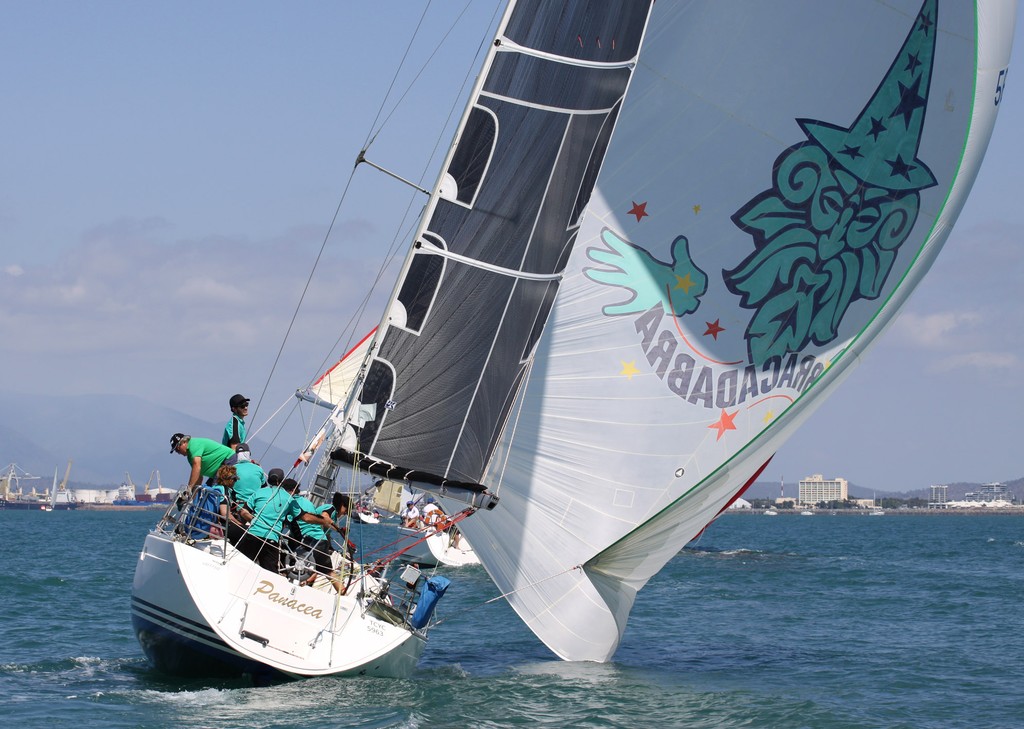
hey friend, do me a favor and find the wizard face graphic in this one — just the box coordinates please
[725,0,939,366]
[585,0,942,376]
[723,140,924,366]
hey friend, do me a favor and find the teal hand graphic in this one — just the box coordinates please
[585,228,707,317]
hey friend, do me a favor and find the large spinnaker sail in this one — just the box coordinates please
[452,0,1017,661]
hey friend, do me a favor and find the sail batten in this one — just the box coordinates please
[496,40,643,70]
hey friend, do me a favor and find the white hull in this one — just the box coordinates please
[398,526,480,567]
[131,530,425,681]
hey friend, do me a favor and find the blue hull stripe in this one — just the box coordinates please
[131,596,219,642]
[130,594,287,681]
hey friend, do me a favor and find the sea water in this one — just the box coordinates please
[1,509,1021,728]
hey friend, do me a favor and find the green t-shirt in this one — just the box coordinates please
[222,415,247,446]
[247,486,302,542]
[293,495,333,541]
[186,437,235,478]
[232,461,266,508]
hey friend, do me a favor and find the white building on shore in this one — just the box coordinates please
[798,474,849,506]
[929,484,949,508]
[945,482,1016,508]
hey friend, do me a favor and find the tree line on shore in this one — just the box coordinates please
[746,497,932,510]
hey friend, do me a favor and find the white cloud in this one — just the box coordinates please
[890,310,982,349]
[3,264,24,276]
[174,276,249,303]
[0,215,394,422]
[930,350,1020,372]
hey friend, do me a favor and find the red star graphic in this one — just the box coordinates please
[708,409,738,441]
[704,319,725,339]
[628,201,648,222]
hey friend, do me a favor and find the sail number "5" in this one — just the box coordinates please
[995,68,1009,106]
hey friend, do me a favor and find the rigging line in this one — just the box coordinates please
[298,122,439,408]
[268,5,497,441]
[250,2,443,427]
[403,2,503,193]
[325,4,499,377]
[246,393,298,456]
[342,0,491,319]
[364,0,478,149]
[361,508,474,563]
[251,162,361,427]
[297,153,420,400]
[430,563,585,627]
[360,0,434,151]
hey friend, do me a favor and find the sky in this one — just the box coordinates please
[2,2,1022,494]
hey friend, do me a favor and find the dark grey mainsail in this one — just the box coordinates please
[336,1,654,488]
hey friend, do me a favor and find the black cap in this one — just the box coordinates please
[267,467,285,485]
[235,442,250,453]
[170,433,187,453]
[229,394,249,409]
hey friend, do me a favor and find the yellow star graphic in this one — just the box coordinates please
[762,409,775,425]
[674,273,695,293]
[620,361,641,380]
[692,204,701,214]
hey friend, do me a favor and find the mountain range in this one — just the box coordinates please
[0,391,295,490]
[2,391,1019,501]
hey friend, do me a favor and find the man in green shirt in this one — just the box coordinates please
[237,478,334,573]
[293,491,348,586]
[170,433,235,488]
[222,394,249,448]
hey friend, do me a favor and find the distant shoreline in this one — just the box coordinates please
[75,503,165,511]
[732,508,1024,516]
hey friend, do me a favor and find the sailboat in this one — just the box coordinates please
[396,495,482,568]
[766,476,783,515]
[132,0,1015,678]
[42,465,60,511]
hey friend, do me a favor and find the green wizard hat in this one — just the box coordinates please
[799,0,938,192]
